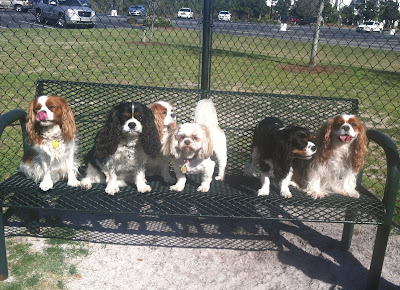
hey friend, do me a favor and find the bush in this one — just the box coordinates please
[127,17,138,25]
[144,16,173,27]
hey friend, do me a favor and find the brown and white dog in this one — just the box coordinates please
[162,122,215,192]
[304,114,368,199]
[147,101,177,183]
[19,95,80,191]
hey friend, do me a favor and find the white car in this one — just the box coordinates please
[356,21,383,33]
[218,11,231,21]
[177,7,193,19]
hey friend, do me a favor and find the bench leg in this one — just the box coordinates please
[0,207,8,281]
[366,224,390,290]
[341,223,354,250]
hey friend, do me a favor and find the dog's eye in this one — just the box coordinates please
[193,136,200,142]
[177,135,185,142]
[162,111,167,115]
[48,106,56,110]
[351,123,357,127]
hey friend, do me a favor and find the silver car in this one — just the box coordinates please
[33,0,96,28]
[0,0,32,12]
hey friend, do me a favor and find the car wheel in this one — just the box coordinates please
[15,5,23,12]
[35,10,43,23]
[57,15,67,28]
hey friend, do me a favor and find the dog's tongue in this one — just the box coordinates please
[340,135,353,142]
[36,111,48,122]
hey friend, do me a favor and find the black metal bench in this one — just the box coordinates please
[0,80,399,288]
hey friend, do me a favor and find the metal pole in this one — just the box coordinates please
[200,0,212,91]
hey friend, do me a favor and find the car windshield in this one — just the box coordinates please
[364,22,375,25]
[59,0,90,7]
[220,11,229,14]
[180,8,190,12]
[131,5,143,9]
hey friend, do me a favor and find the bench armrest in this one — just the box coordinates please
[367,129,400,225]
[0,109,27,137]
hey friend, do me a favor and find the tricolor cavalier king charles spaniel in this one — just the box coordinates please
[147,101,177,183]
[244,117,316,198]
[80,102,161,195]
[304,114,368,199]
[19,95,80,191]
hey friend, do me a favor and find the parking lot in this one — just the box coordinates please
[1,10,399,51]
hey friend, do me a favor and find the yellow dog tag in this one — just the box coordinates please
[181,159,189,173]
[53,140,59,148]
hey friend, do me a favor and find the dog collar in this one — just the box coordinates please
[52,140,60,148]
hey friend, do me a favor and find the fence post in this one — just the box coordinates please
[200,0,212,91]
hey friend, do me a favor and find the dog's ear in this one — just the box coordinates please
[140,107,161,159]
[352,120,368,172]
[197,125,213,160]
[59,97,76,141]
[94,105,122,160]
[317,118,334,163]
[26,99,42,145]
[162,125,180,159]
[148,103,164,140]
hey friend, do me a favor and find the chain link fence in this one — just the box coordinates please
[0,0,399,224]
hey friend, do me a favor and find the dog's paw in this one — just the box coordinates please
[67,178,80,188]
[39,179,53,191]
[197,184,210,192]
[105,185,120,196]
[345,190,360,198]
[215,175,224,181]
[257,188,270,196]
[307,190,327,199]
[288,181,299,189]
[280,189,292,198]
[170,184,184,192]
[137,184,151,193]
[80,179,92,190]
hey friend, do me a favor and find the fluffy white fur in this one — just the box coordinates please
[305,114,368,199]
[163,123,215,192]
[19,95,80,191]
[194,99,227,181]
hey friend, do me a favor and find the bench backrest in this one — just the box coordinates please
[36,80,359,176]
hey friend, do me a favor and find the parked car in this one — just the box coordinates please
[356,21,383,33]
[287,16,301,24]
[0,0,32,12]
[32,0,96,28]
[177,7,193,19]
[218,10,231,21]
[127,4,146,16]
[299,17,317,25]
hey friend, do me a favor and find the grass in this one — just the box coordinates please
[0,237,89,289]
[0,27,399,218]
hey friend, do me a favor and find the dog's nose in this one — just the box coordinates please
[342,125,350,131]
[184,139,191,145]
[171,113,176,119]
[128,122,136,129]
[311,145,316,152]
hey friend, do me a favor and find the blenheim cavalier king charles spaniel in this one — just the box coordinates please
[80,102,161,195]
[304,114,368,199]
[19,95,80,191]
[244,117,316,198]
[147,101,177,183]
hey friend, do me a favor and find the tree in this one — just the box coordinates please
[340,5,355,25]
[379,0,400,28]
[231,0,267,21]
[322,0,338,23]
[363,0,378,21]
[294,0,319,19]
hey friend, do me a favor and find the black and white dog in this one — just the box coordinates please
[80,102,161,195]
[244,117,316,198]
